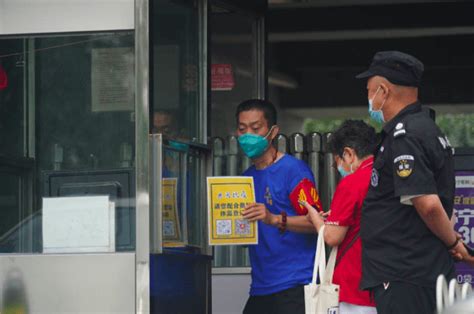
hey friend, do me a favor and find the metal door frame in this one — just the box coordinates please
[135,0,151,312]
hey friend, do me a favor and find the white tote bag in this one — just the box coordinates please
[305,225,340,314]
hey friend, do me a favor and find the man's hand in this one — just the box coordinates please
[450,240,473,264]
[242,203,277,226]
[450,232,463,261]
[450,234,474,267]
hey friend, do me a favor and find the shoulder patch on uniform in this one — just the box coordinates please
[393,129,406,138]
[438,136,447,149]
[394,155,414,178]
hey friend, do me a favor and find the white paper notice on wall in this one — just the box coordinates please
[91,47,134,112]
[42,196,115,253]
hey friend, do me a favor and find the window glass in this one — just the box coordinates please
[0,32,136,253]
[210,11,257,139]
[151,0,201,143]
[151,0,207,252]
[210,8,258,267]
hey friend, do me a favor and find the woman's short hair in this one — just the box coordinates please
[328,120,378,158]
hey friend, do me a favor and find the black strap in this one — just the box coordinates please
[335,232,360,267]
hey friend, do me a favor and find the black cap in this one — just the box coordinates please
[356,51,424,87]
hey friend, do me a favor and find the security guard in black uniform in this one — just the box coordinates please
[355,51,470,314]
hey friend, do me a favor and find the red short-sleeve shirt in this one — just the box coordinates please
[325,157,376,307]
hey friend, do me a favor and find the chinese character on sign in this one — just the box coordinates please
[458,208,474,225]
[211,64,235,91]
[455,196,462,205]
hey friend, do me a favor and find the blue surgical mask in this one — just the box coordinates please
[337,154,353,178]
[337,165,351,178]
[238,126,275,159]
[368,86,386,124]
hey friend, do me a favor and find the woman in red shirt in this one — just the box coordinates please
[304,120,378,314]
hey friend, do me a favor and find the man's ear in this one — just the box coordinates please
[380,82,390,97]
[270,125,279,140]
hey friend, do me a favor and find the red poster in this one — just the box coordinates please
[211,64,234,91]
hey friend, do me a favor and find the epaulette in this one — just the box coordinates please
[392,122,406,138]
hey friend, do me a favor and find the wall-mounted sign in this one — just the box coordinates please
[454,171,474,286]
[91,47,134,112]
[207,176,257,245]
[211,64,234,91]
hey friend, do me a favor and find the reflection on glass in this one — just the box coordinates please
[210,9,258,267]
[210,11,257,139]
[36,34,135,172]
[151,0,200,143]
[0,173,22,252]
[160,142,207,251]
[162,177,182,244]
[0,32,136,253]
[187,149,205,248]
[162,146,186,248]
[150,0,207,252]
[0,39,24,158]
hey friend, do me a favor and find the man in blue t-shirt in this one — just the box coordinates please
[237,99,323,314]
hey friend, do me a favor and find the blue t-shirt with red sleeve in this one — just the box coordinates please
[243,154,322,296]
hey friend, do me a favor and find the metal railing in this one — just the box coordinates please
[436,274,473,313]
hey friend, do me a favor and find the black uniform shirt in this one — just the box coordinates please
[360,102,455,290]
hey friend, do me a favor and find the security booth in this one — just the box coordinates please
[0,1,149,312]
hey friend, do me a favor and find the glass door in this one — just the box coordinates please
[149,1,211,313]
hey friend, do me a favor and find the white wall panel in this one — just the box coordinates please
[0,0,134,35]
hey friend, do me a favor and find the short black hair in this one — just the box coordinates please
[235,99,277,127]
[328,120,377,159]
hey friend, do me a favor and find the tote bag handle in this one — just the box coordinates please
[311,225,338,285]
